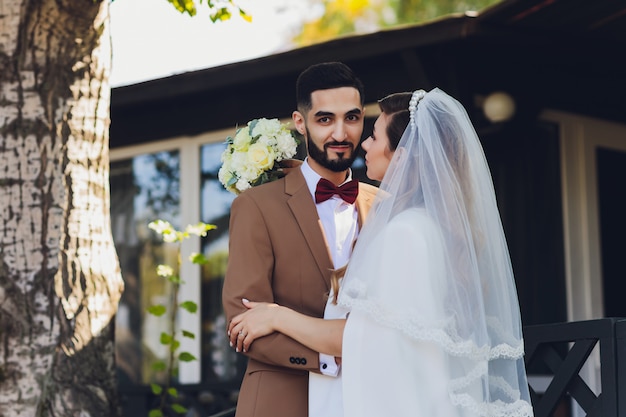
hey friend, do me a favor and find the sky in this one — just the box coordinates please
[109,0,318,87]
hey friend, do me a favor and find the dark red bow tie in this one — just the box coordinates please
[315,178,359,204]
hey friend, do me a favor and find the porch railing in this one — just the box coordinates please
[207,318,626,417]
[524,317,626,417]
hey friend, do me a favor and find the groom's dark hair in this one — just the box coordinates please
[296,62,365,114]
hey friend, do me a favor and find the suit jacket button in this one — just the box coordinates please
[294,357,301,364]
[289,357,296,364]
[301,358,307,365]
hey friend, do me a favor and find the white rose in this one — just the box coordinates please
[229,151,248,174]
[276,132,297,159]
[218,165,229,184]
[252,118,282,139]
[236,178,252,192]
[232,127,252,151]
[247,143,275,171]
[256,134,273,147]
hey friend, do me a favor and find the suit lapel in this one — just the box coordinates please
[285,169,334,287]
[355,183,376,227]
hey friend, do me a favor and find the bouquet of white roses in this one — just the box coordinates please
[218,118,300,194]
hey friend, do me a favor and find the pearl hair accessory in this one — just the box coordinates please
[409,89,426,130]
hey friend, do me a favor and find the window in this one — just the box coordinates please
[111,132,244,414]
[199,142,239,381]
[111,151,182,386]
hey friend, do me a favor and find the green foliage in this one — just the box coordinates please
[180,300,198,313]
[152,360,167,372]
[294,0,502,46]
[146,220,216,417]
[148,304,167,316]
[171,403,188,414]
[387,0,501,25]
[166,0,252,22]
[149,220,216,243]
[178,352,197,362]
[149,410,164,417]
[189,252,209,265]
[151,383,164,395]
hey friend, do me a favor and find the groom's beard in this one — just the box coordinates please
[306,127,358,173]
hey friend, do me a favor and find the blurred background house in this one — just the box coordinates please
[109,0,626,414]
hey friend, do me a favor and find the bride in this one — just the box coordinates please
[228,88,534,417]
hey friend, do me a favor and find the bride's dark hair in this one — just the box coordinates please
[378,92,413,151]
[329,92,413,304]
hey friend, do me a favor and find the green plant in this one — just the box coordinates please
[146,220,216,417]
[166,0,251,22]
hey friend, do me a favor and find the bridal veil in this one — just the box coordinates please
[338,88,534,416]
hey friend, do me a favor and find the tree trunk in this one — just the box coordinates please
[0,0,124,415]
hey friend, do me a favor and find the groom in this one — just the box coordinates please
[222,62,378,417]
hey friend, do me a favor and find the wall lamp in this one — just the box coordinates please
[480,91,516,123]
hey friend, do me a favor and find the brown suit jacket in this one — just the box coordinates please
[222,167,377,417]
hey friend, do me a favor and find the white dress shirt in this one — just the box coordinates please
[300,159,358,417]
[300,159,358,272]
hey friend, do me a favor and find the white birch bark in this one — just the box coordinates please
[0,0,124,415]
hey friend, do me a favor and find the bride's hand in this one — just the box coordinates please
[228,299,280,353]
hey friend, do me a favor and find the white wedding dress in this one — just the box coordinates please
[335,89,533,417]
[341,208,461,417]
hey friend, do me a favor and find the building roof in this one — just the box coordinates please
[110,0,626,148]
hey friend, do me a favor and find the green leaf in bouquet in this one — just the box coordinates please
[182,330,195,339]
[253,171,270,187]
[248,119,259,135]
[227,175,238,187]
